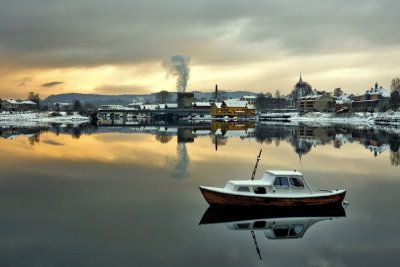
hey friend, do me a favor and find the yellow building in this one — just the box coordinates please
[211,100,255,117]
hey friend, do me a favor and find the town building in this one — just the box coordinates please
[128,102,144,109]
[191,102,211,110]
[335,94,354,112]
[352,82,390,112]
[240,96,256,105]
[177,92,197,108]
[297,95,336,112]
[54,102,73,111]
[1,99,37,111]
[211,102,223,116]
[288,74,314,108]
[211,99,255,117]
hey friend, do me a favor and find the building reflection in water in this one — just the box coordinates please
[1,120,399,166]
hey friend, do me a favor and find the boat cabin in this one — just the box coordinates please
[227,217,329,239]
[224,170,312,195]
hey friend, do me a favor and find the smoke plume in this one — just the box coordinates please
[162,54,190,92]
[171,143,190,180]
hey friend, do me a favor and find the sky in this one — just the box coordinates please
[1,0,400,99]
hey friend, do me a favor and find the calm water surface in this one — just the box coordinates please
[0,122,399,266]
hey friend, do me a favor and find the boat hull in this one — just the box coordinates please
[200,187,346,207]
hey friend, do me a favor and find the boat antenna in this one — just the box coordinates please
[251,149,262,181]
[251,230,262,261]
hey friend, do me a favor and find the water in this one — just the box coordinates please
[0,122,399,266]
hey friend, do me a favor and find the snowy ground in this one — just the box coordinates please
[261,111,400,126]
[0,111,90,126]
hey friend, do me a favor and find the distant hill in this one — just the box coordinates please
[42,91,258,106]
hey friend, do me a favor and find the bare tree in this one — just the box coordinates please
[275,90,281,97]
[255,93,267,111]
[334,88,344,97]
[156,90,173,103]
[73,100,82,112]
[28,92,40,107]
[390,151,400,167]
[155,134,173,143]
[391,77,400,92]
[390,91,400,111]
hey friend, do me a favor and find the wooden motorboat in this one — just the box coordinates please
[200,150,346,207]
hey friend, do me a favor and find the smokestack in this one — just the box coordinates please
[162,54,190,93]
[215,84,218,100]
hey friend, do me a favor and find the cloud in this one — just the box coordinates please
[42,140,64,146]
[1,0,399,69]
[1,0,400,97]
[16,77,33,87]
[41,81,64,87]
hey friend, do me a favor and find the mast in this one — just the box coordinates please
[251,230,262,261]
[250,149,262,181]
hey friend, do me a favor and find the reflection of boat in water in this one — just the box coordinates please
[200,150,346,207]
[200,205,346,260]
[200,205,346,240]
[200,204,346,225]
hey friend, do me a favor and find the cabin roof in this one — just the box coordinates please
[266,170,302,176]
[227,180,268,186]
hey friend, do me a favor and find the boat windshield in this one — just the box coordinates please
[274,177,289,189]
[289,178,304,188]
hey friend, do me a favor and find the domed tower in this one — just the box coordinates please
[289,73,313,105]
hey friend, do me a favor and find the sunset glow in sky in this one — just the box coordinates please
[1,0,400,99]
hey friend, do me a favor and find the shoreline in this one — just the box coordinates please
[0,111,90,126]
[260,111,400,126]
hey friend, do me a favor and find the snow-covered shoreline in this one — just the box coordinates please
[0,111,90,126]
[261,111,400,126]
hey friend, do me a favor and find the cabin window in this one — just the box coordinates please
[273,225,289,237]
[289,225,304,236]
[289,178,304,189]
[274,177,289,189]
[237,187,250,192]
[237,223,250,229]
[254,187,266,194]
[253,221,266,228]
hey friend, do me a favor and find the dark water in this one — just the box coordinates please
[0,122,399,266]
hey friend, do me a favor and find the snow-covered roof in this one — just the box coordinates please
[165,103,178,108]
[213,102,222,108]
[336,94,353,104]
[223,99,248,108]
[223,130,247,137]
[3,99,36,105]
[19,101,36,105]
[3,99,20,104]
[194,130,211,135]
[192,102,211,107]
[158,104,166,109]
[242,95,256,99]
[366,87,390,97]
[247,105,255,109]
[142,104,159,110]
